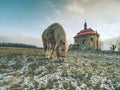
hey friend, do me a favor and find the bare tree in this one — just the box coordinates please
[110,44,116,52]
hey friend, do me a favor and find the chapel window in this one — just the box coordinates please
[82,39,86,44]
[90,37,93,41]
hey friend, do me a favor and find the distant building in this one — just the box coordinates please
[73,21,99,50]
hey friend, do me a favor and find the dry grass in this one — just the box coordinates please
[0,47,120,89]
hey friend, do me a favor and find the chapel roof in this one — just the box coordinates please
[74,21,99,38]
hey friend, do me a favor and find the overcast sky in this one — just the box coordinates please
[0,0,120,47]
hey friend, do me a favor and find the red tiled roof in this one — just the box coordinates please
[74,28,97,38]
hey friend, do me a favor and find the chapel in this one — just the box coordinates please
[73,21,99,50]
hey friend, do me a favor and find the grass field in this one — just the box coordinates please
[0,47,120,90]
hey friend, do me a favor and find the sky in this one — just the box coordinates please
[0,0,120,47]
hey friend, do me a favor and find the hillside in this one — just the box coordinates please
[0,47,120,90]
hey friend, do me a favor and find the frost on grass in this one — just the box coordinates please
[0,47,120,90]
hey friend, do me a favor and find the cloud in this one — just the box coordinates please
[44,0,56,9]
[54,9,62,15]
[56,0,120,33]
[65,1,85,14]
